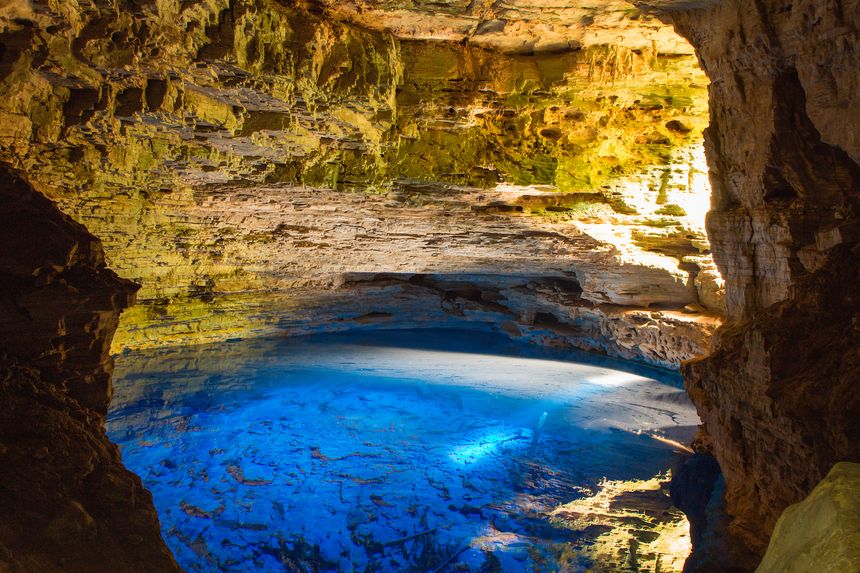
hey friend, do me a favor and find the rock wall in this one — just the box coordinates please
[316,0,696,55]
[641,0,860,565]
[105,179,719,369]
[0,0,721,367]
[0,167,178,572]
[756,462,860,573]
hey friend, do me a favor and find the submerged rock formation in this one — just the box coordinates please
[0,167,178,571]
[643,0,860,567]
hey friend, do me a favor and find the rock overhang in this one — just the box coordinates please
[0,0,721,366]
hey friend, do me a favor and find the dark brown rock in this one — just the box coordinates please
[0,167,178,572]
[642,0,860,566]
[682,249,860,557]
[0,167,139,413]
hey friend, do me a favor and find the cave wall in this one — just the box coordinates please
[0,0,721,368]
[643,0,860,563]
[0,167,178,572]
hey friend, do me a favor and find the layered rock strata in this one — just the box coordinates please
[315,0,696,56]
[111,181,719,368]
[0,0,720,367]
[640,0,860,566]
[0,167,178,572]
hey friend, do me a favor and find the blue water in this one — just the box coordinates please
[107,329,698,572]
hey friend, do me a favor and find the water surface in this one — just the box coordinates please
[108,329,698,572]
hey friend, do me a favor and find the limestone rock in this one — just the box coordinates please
[317,0,696,55]
[103,181,717,369]
[644,0,860,564]
[0,0,719,367]
[0,168,178,572]
[756,462,860,573]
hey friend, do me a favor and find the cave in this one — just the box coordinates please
[0,0,858,572]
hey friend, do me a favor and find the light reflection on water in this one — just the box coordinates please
[107,329,698,572]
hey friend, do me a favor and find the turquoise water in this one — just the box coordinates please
[107,330,698,572]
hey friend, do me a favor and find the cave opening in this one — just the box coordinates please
[3,1,722,570]
[4,0,859,571]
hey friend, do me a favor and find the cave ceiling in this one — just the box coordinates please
[0,0,719,367]
[305,0,696,55]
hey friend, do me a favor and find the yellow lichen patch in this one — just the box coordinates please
[183,87,243,133]
[550,473,692,573]
[0,111,32,153]
[332,105,385,151]
[112,292,286,353]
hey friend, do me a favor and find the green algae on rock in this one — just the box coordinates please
[0,0,715,361]
[756,462,860,573]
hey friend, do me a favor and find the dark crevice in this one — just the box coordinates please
[768,67,860,207]
[114,87,144,117]
[762,165,798,202]
[144,78,168,111]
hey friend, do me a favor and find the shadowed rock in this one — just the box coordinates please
[0,167,178,572]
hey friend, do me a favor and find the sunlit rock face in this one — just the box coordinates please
[315,0,695,56]
[0,167,178,572]
[0,0,719,369]
[643,0,860,567]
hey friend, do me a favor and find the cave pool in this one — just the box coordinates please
[107,329,699,572]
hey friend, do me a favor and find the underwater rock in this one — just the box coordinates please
[551,473,692,572]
